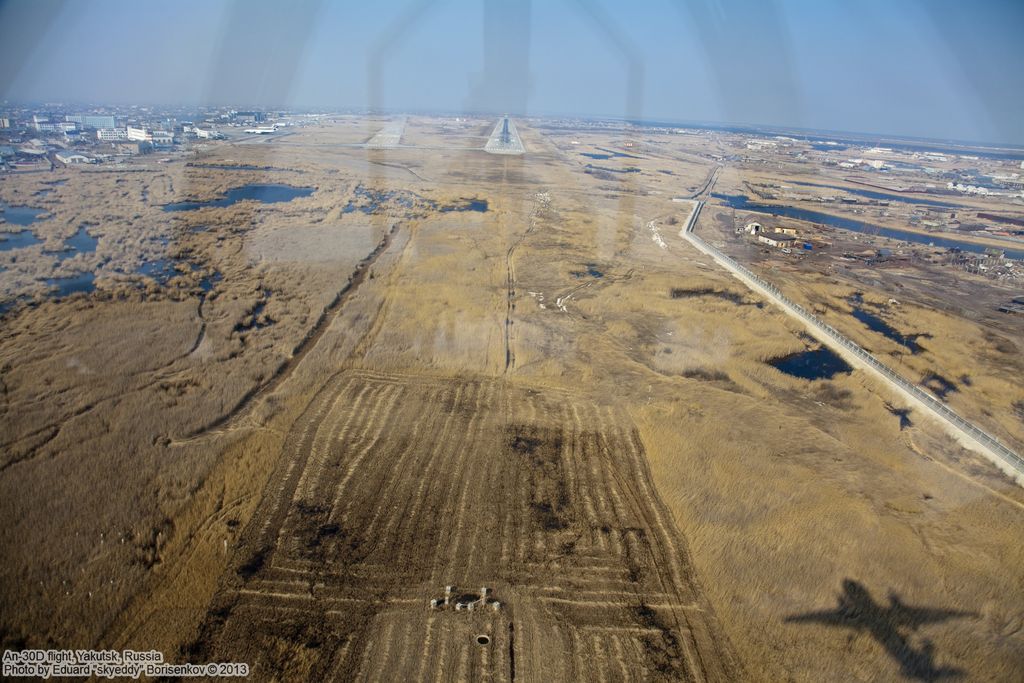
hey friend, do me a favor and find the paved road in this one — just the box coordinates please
[485,116,525,155]
[678,198,1024,486]
[367,118,406,149]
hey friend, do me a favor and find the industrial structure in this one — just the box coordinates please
[429,585,501,612]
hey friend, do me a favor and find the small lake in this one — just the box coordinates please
[54,225,99,260]
[1,204,47,226]
[199,272,223,292]
[138,257,221,292]
[571,264,604,278]
[712,193,1024,260]
[343,187,415,214]
[138,258,177,280]
[163,184,314,212]
[851,306,925,353]
[440,199,489,213]
[47,272,96,297]
[770,347,852,380]
[789,181,960,208]
[0,230,42,251]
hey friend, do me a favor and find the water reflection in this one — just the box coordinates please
[163,184,314,212]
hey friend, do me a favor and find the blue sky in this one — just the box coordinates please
[1,0,1022,144]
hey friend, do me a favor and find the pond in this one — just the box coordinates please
[440,198,489,213]
[1,204,47,226]
[851,306,925,353]
[342,187,415,214]
[163,184,314,212]
[54,225,99,260]
[0,230,42,251]
[199,272,223,292]
[47,272,96,297]
[138,258,177,281]
[571,264,604,278]
[138,257,221,292]
[770,347,852,380]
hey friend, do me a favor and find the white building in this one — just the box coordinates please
[34,115,77,134]
[126,126,150,142]
[97,128,129,141]
[126,127,173,146]
[758,233,797,248]
[66,114,116,129]
[55,152,94,164]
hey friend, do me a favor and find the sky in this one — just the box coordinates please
[0,0,1022,145]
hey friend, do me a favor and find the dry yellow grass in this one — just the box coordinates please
[1,118,1021,681]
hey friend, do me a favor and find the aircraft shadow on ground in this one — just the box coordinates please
[785,579,976,682]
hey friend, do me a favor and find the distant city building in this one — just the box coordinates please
[0,117,9,129]
[126,126,150,142]
[33,115,77,134]
[66,114,116,129]
[234,111,265,124]
[126,126,173,146]
[97,128,129,141]
[194,128,224,140]
[108,141,150,155]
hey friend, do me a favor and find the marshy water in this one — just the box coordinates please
[163,184,315,211]
[54,225,99,260]
[0,230,42,251]
[770,347,853,380]
[138,258,221,291]
[1,203,47,226]
[1,204,47,252]
[851,307,926,353]
[47,272,96,297]
[343,187,488,215]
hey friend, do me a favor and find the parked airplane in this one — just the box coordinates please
[245,126,278,134]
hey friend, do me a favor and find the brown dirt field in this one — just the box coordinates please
[2,118,1023,682]
[186,370,738,681]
